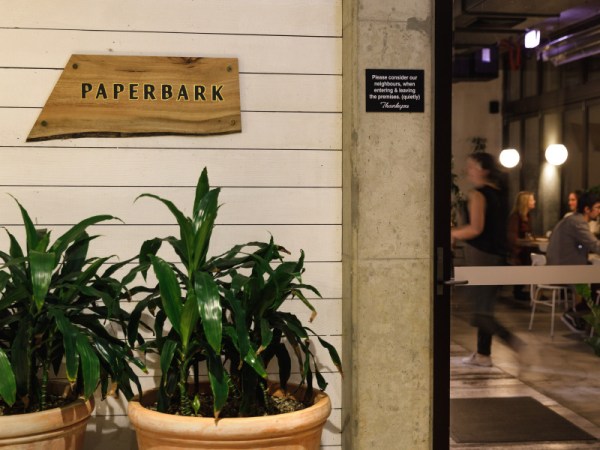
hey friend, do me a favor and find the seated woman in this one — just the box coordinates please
[507,191,536,300]
[563,190,582,218]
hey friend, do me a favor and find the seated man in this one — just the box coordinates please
[546,191,600,333]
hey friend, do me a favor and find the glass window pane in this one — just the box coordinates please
[523,116,541,234]
[586,55,600,83]
[540,112,562,234]
[588,104,600,188]
[523,51,538,97]
[506,63,521,101]
[542,61,560,92]
[506,120,521,205]
[563,108,585,215]
[561,60,583,88]
[508,120,520,149]
[523,116,540,190]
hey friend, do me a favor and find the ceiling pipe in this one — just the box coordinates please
[540,23,600,66]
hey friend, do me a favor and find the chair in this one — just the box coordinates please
[528,253,570,337]
[590,289,600,338]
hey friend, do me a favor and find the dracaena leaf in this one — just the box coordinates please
[50,215,118,265]
[260,318,273,351]
[5,228,24,259]
[0,270,9,292]
[194,271,222,353]
[50,309,79,382]
[29,250,56,311]
[76,333,100,399]
[139,238,162,280]
[191,188,219,271]
[193,168,210,219]
[137,193,192,265]
[274,343,291,390]
[241,345,267,379]
[224,291,248,356]
[314,333,343,376]
[151,256,182,337]
[159,339,179,385]
[206,349,229,418]
[180,292,199,351]
[11,319,31,395]
[10,196,39,252]
[315,367,328,391]
[127,298,153,347]
[0,348,16,406]
[59,232,92,276]
[279,312,309,340]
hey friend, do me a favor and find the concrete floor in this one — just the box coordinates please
[451,286,600,448]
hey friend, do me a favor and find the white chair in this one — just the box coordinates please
[528,253,570,337]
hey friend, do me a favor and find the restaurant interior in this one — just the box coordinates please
[453,0,600,232]
[450,1,600,447]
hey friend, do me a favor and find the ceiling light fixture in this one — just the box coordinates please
[499,148,520,168]
[524,29,540,49]
[545,144,568,165]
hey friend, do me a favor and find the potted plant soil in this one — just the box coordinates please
[127,168,342,449]
[0,198,145,450]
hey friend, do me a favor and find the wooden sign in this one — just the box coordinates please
[27,55,241,142]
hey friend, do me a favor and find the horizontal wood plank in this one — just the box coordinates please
[0,0,342,37]
[0,108,342,149]
[0,147,340,187]
[0,187,342,225]
[0,224,341,262]
[0,69,342,112]
[0,29,342,74]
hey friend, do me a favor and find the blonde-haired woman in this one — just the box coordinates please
[507,191,536,300]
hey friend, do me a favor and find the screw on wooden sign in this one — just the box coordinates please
[27,55,242,142]
[365,69,424,113]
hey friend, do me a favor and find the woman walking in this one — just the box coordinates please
[451,152,521,366]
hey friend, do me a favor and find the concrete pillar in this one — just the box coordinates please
[342,1,434,448]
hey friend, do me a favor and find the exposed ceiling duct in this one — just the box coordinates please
[452,0,600,81]
[539,20,600,65]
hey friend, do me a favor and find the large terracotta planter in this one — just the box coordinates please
[0,387,94,450]
[128,384,331,450]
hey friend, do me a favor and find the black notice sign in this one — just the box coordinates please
[366,69,424,113]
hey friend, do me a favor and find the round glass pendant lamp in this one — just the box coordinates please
[545,144,568,165]
[499,148,520,168]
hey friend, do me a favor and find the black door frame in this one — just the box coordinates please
[433,0,453,448]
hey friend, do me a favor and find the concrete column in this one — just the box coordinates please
[342,1,434,448]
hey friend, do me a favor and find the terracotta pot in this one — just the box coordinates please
[128,384,331,450]
[0,386,94,450]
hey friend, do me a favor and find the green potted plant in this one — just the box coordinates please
[0,197,145,449]
[577,284,600,355]
[127,168,342,449]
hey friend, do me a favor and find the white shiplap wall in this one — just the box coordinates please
[0,1,342,448]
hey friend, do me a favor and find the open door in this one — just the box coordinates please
[433,0,453,448]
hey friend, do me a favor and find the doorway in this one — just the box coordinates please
[433,0,593,449]
[432,0,453,448]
